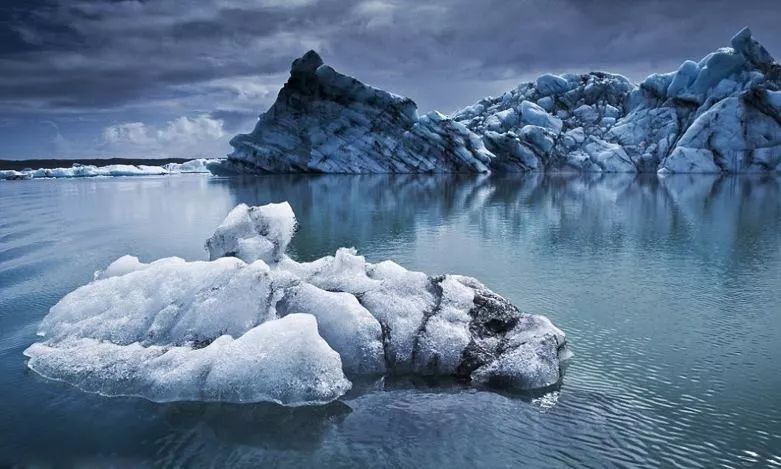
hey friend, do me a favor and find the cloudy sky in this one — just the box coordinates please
[1,0,779,159]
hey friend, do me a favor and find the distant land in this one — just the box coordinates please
[0,158,192,171]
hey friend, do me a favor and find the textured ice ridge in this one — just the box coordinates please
[214,28,780,175]
[209,51,493,175]
[24,202,568,405]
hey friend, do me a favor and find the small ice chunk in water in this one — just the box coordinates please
[206,202,297,264]
[94,255,148,279]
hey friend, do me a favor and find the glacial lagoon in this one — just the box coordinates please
[1,173,780,467]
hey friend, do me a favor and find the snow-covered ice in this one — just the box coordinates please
[206,202,297,264]
[25,202,569,405]
[26,314,351,406]
[164,158,215,173]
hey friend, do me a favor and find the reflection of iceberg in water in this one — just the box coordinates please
[209,174,496,259]
[157,401,352,453]
[213,173,781,267]
[487,173,781,272]
[659,174,781,274]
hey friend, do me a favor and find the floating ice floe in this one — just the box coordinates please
[0,159,218,180]
[25,202,569,405]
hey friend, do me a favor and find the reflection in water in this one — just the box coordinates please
[152,401,352,466]
[209,174,496,260]
[1,173,780,467]
[212,172,781,266]
[161,401,352,450]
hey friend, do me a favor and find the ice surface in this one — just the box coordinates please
[277,283,386,375]
[658,89,781,173]
[94,255,149,279]
[206,202,297,263]
[520,100,563,132]
[164,158,214,173]
[0,170,31,180]
[535,74,571,96]
[457,27,779,174]
[26,314,351,405]
[26,202,568,404]
[470,337,562,390]
[40,256,279,346]
[412,276,474,375]
[468,307,567,391]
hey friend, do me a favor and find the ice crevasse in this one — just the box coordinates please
[25,202,569,406]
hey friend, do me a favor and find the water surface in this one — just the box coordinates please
[1,173,780,467]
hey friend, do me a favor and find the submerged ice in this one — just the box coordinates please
[25,202,568,405]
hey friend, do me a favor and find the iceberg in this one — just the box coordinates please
[0,159,218,180]
[456,27,780,174]
[209,50,493,174]
[206,202,297,264]
[25,202,568,405]
[164,158,215,174]
[0,170,32,180]
[216,28,780,175]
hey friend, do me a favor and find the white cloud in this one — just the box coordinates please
[101,115,229,158]
[157,115,225,142]
[203,75,282,102]
[102,122,155,145]
[352,1,397,28]
[216,0,317,8]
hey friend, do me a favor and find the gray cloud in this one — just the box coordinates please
[1,0,779,158]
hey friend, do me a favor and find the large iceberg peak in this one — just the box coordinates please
[731,27,776,72]
[291,49,324,75]
[25,202,569,405]
[211,50,492,174]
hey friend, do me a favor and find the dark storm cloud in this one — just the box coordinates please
[0,1,306,110]
[3,0,781,112]
[1,0,780,158]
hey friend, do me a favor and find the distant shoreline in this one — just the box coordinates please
[0,158,192,171]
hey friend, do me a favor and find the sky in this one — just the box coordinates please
[1,0,779,160]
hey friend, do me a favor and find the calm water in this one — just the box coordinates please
[1,173,780,468]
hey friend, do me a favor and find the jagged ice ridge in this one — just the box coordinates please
[211,28,781,175]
